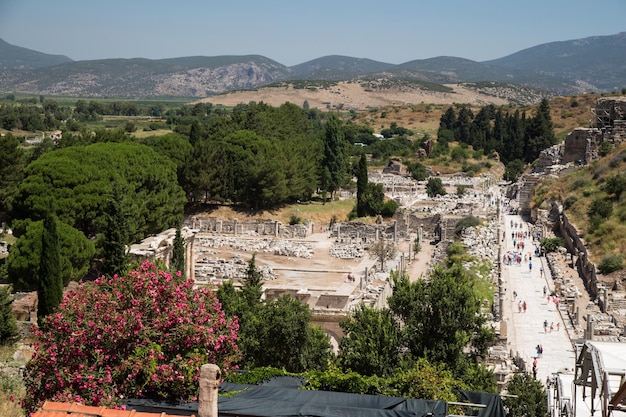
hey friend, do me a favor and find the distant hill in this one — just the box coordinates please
[0,32,625,99]
[0,38,73,70]
[484,32,626,91]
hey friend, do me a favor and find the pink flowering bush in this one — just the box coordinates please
[23,260,240,412]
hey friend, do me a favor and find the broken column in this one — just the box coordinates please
[198,364,221,417]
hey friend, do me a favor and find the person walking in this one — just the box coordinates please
[522,301,527,313]
[529,261,533,272]
[544,319,548,333]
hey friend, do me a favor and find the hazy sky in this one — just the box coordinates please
[1,0,624,66]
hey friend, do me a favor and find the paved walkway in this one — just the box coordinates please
[500,212,576,383]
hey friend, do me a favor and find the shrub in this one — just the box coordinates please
[598,254,624,274]
[289,214,303,225]
[23,260,241,412]
[563,195,577,210]
[381,199,399,217]
[454,215,480,236]
[539,237,564,253]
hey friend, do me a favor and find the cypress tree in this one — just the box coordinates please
[101,183,129,278]
[37,210,63,327]
[0,285,18,344]
[171,227,185,280]
[243,253,263,306]
[356,153,368,217]
[320,115,346,202]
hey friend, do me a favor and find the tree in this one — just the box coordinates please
[356,153,368,217]
[37,210,64,327]
[242,253,263,305]
[242,295,332,372]
[0,133,25,214]
[101,183,129,278]
[426,177,446,197]
[321,115,347,202]
[23,260,240,413]
[0,285,18,345]
[503,372,547,417]
[171,227,185,279]
[338,304,401,377]
[10,142,186,243]
[388,263,493,380]
[7,219,95,292]
[370,238,396,271]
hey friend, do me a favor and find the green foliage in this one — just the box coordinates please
[503,373,547,417]
[289,214,303,225]
[305,364,389,396]
[598,254,624,274]
[406,161,429,181]
[389,261,493,379]
[171,227,185,279]
[563,195,577,210]
[456,185,468,196]
[539,237,564,253]
[10,142,186,243]
[101,184,130,278]
[338,304,401,377]
[37,210,64,327]
[0,133,26,214]
[426,177,446,197]
[7,220,95,291]
[356,153,369,217]
[505,159,525,182]
[241,295,332,373]
[0,285,18,345]
[321,115,348,201]
[224,367,293,385]
[603,173,626,199]
[391,359,463,401]
[454,215,480,236]
[381,199,399,217]
[587,198,613,229]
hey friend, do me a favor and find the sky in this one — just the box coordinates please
[1,0,625,67]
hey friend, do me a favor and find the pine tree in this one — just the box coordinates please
[37,210,64,327]
[171,227,185,280]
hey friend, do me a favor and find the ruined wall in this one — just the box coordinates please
[554,206,601,304]
[185,217,311,238]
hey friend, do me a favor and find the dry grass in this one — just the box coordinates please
[189,197,356,226]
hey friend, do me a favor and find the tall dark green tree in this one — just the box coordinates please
[0,285,18,345]
[523,98,555,163]
[101,183,129,278]
[0,132,25,214]
[171,227,185,280]
[320,115,347,202]
[356,153,369,217]
[37,209,64,327]
[243,253,263,306]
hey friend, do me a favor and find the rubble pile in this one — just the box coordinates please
[195,235,314,258]
[329,243,364,259]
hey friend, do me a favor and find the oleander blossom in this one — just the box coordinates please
[23,260,240,412]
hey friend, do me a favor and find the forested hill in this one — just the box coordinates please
[0,32,625,98]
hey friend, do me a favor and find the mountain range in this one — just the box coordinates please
[1,32,625,99]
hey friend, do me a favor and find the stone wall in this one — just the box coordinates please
[553,205,601,306]
[185,217,312,238]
